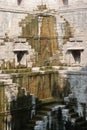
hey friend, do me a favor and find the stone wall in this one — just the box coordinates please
[0,39,37,69]
[0,0,87,40]
[12,70,60,99]
[0,1,87,46]
[67,71,87,117]
[0,12,27,37]
[58,5,87,38]
[63,39,87,66]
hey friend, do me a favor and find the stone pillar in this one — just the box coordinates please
[0,82,5,130]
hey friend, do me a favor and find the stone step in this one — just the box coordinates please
[0,79,13,84]
[28,120,36,124]
[65,105,74,110]
[40,106,52,111]
[29,118,43,123]
[27,99,64,130]
[82,126,87,130]
[75,117,84,123]
[0,74,11,79]
[27,94,82,130]
[76,121,87,127]
[25,123,35,129]
[69,108,74,113]
[42,104,64,111]
[41,98,64,105]
[37,110,49,116]
[33,115,44,120]
[69,112,78,118]
[43,103,62,109]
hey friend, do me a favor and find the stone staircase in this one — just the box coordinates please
[69,110,87,130]
[64,96,87,130]
[1,73,87,130]
[23,98,64,130]
[19,94,87,130]
[0,73,87,130]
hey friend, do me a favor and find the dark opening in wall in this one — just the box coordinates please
[14,51,27,64]
[17,0,22,5]
[62,0,68,5]
[72,50,81,64]
[17,51,25,62]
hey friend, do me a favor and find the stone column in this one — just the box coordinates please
[0,82,5,130]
